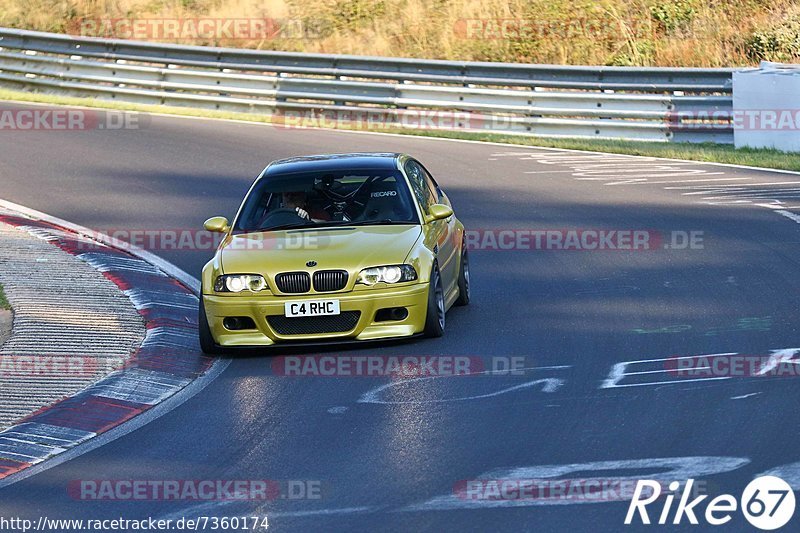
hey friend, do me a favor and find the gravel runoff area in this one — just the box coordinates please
[0,209,146,430]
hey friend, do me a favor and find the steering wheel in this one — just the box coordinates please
[257,208,308,229]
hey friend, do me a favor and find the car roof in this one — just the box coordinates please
[263,153,405,176]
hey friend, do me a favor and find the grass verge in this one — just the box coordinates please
[0,283,9,310]
[2,0,799,66]
[1,87,798,172]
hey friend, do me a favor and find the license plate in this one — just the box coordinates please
[284,300,340,318]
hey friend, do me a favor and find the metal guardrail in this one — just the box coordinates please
[0,27,735,142]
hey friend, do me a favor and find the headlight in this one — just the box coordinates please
[357,265,417,286]
[214,274,268,293]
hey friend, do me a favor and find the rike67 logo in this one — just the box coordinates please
[626,476,795,530]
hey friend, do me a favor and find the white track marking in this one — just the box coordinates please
[489,152,558,157]
[679,186,800,195]
[520,157,627,162]
[569,163,706,170]
[601,348,800,389]
[524,170,585,174]
[524,153,747,194]
[670,182,800,191]
[600,374,731,389]
[358,366,569,405]
[610,352,736,366]
[601,174,726,184]
[700,200,758,205]
[757,463,800,490]
[161,501,372,522]
[588,177,746,185]
[777,210,800,224]
[703,191,800,199]
[754,202,789,208]
[404,457,750,510]
[360,377,565,405]
[268,507,372,518]
[731,393,762,400]
[628,177,748,185]
[601,352,735,389]
[577,171,725,179]
[486,146,800,178]
[607,377,732,388]
[494,150,800,216]
[525,155,645,162]
[680,188,764,194]
[755,348,800,376]
[622,367,711,377]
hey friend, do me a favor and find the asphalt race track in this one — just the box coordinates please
[2,103,800,532]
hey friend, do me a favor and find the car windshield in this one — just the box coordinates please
[234,168,418,232]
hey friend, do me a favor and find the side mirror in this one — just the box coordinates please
[425,204,454,223]
[204,216,230,233]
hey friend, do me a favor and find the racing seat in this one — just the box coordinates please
[357,180,404,221]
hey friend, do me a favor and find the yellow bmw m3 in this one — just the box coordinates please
[199,153,470,353]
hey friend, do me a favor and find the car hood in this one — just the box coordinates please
[220,224,422,277]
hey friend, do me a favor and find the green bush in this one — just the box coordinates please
[608,39,656,66]
[650,0,696,35]
[747,13,800,62]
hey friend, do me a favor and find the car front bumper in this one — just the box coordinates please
[203,282,429,347]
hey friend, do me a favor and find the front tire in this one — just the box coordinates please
[199,299,222,355]
[423,265,446,338]
[455,241,471,306]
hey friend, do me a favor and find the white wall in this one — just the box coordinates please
[733,62,800,152]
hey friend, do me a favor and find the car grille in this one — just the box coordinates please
[275,272,311,294]
[267,311,361,335]
[313,270,349,292]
